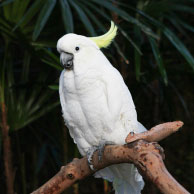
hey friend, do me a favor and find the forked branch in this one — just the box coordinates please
[31,121,190,194]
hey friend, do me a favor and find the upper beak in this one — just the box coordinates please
[60,52,74,70]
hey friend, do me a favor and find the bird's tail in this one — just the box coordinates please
[113,177,143,194]
[95,163,144,194]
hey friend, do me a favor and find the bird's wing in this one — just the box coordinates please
[100,66,139,133]
[96,66,146,194]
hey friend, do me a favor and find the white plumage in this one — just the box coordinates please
[57,33,146,194]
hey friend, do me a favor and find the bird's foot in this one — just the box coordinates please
[98,141,115,161]
[130,131,135,136]
[86,146,98,171]
[129,129,136,136]
[86,141,115,171]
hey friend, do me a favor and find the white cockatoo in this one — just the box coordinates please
[57,22,147,194]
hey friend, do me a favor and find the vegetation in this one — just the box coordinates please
[0,0,193,193]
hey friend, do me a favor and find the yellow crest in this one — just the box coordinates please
[90,21,117,48]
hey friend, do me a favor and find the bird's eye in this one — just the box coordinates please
[75,46,80,51]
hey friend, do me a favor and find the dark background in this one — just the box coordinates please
[0,0,194,193]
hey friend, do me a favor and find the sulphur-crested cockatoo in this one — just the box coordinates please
[57,21,146,194]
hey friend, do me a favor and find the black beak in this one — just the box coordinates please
[60,52,74,70]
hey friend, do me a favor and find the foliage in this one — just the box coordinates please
[0,0,194,193]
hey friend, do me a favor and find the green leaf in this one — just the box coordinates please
[0,0,14,7]
[142,0,173,17]
[21,51,31,82]
[149,37,168,85]
[78,0,106,29]
[135,48,141,81]
[42,48,60,63]
[172,15,194,33]
[49,85,59,90]
[42,59,62,71]
[167,14,186,36]
[31,41,56,48]
[2,0,13,20]
[120,28,142,55]
[32,0,56,41]
[69,0,95,36]
[11,0,30,21]
[134,26,142,81]
[0,17,11,29]
[90,0,159,39]
[16,0,31,20]
[59,0,74,33]
[136,10,194,71]
[23,101,59,128]
[13,0,44,31]
[83,1,142,55]
[169,82,190,118]
[173,5,194,13]
[163,27,194,71]
[25,89,42,113]
[113,42,129,64]
[0,26,15,39]
[36,143,47,173]
[179,21,194,33]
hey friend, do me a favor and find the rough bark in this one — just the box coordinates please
[126,121,183,143]
[31,121,190,194]
[1,103,14,194]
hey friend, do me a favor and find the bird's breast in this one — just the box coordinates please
[62,69,102,94]
[61,70,108,147]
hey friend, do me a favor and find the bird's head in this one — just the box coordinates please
[57,21,117,71]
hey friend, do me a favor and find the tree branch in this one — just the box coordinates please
[31,121,190,194]
[126,121,184,143]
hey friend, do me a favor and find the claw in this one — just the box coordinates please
[98,141,115,162]
[86,141,115,171]
[86,146,98,171]
[130,131,135,136]
[98,144,104,161]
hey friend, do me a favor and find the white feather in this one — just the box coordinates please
[58,33,146,193]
